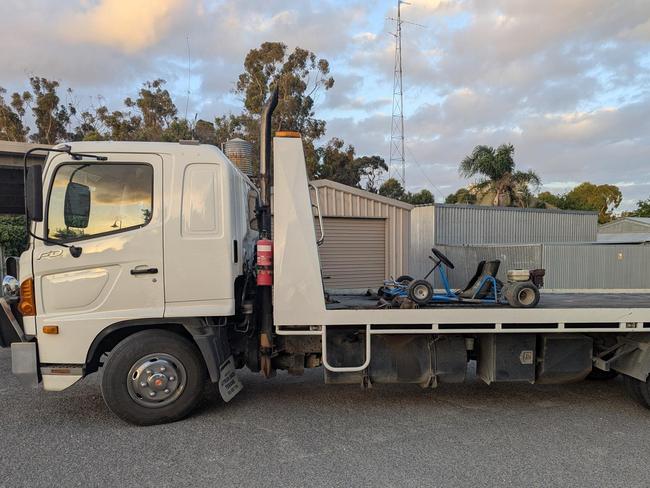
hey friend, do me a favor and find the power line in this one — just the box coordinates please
[185,36,191,121]
[405,144,447,201]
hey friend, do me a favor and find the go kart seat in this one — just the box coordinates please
[458,260,501,299]
[459,260,486,294]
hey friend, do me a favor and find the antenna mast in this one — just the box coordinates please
[389,0,407,187]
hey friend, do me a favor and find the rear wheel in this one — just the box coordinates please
[101,329,207,425]
[408,280,433,306]
[506,282,540,308]
[587,368,619,380]
[624,375,650,408]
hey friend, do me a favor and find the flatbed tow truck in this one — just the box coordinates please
[1,91,650,424]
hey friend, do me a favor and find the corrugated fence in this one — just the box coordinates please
[420,243,650,291]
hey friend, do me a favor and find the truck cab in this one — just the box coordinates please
[6,141,257,398]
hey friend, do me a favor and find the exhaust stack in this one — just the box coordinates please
[258,87,279,237]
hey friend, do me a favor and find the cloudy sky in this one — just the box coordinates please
[2,0,649,209]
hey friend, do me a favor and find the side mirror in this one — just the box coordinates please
[2,276,19,299]
[25,165,43,222]
[64,182,91,229]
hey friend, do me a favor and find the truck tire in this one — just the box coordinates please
[624,375,650,408]
[587,368,619,380]
[101,329,207,425]
[507,282,540,308]
[408,280,433,306]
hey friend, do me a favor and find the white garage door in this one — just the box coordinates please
[317,217,386,290]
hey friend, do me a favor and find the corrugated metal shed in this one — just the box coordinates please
[421,204,598,245]
[310,180,412,288]
[599,217,650,234]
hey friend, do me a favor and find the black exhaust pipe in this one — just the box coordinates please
[258,87,278,238]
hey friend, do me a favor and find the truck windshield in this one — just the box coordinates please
[47,163,153,242]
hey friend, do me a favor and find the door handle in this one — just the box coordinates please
[130,267,158,275]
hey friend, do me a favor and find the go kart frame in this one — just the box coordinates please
[378,248,544,309]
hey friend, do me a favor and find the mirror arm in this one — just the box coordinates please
[22,146,93,258]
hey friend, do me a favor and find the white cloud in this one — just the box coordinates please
[62,0,189,54]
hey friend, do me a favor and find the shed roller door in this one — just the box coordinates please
[318,217,386,289]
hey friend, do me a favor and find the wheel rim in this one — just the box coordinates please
[413,284,429,300]
[517,287,535,306]
[127,353,187,408]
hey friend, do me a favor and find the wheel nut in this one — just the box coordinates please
[149,391,156,397]
[169,376,175,381]
[146,369,152,375]
[160,366,166,372]
[164,389,170,394]
[140,381,147,387]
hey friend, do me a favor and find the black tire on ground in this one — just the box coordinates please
[396,275,414,284]
[506,282,540,308]
[624,375,650,408]
[587,368,619,380]
[408,279,433,306]
[101,329,207,425]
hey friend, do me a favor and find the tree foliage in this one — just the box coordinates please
[0,215,27,257]
[0,87,29,141]
[28,77,76,144]
[445,188,477,205]
[628,197,650,218]
[459,144,540,207]
[537,182,622,223]
[378,178,435,205]
[312,138,388,190]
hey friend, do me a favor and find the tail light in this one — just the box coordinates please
[18,278,36,316]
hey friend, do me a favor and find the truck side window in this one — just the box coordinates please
[47,163,153,242]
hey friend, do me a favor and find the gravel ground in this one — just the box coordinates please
[0,347,649,488]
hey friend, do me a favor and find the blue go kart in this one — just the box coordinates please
[379,247,542,308]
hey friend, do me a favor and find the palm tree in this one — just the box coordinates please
[459,144,541,207]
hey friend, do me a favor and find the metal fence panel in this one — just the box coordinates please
[416,243,650,291]
[433,244,543,289]
[542,244,650,290]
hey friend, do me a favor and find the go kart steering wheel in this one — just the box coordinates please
[431,247,455,269]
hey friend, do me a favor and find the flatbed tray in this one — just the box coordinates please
[326,293,650,310]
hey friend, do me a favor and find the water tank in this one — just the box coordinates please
[224,138,253,176]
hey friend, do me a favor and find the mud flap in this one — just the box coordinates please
[218,355,243,402]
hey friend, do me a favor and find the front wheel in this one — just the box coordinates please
[408,279,433,306]
[101,329,207,425]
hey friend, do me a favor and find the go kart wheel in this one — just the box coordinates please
[507,282,540,308]
[396,275,414,284]
[408,280,433,306]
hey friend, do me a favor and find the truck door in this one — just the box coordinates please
[34,153,164,364]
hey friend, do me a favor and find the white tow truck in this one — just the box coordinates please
[2,92,650,424]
